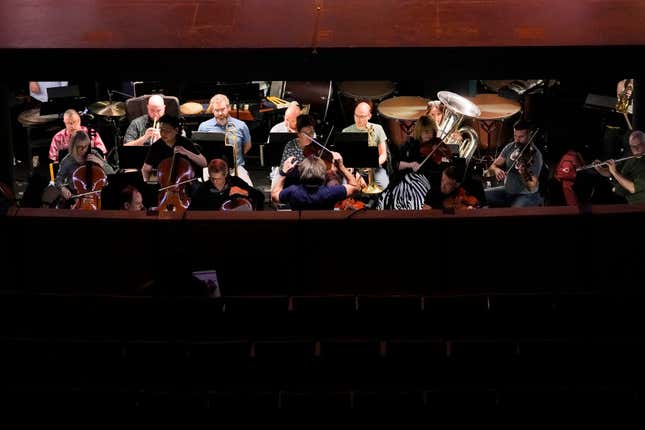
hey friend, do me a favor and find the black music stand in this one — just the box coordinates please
[40,85,86,115]
[118,146,149,170]
[266,132,298,166]
[330,132,379,167]
[191,132,234,166]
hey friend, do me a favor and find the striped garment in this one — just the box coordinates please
[378,172,431,210]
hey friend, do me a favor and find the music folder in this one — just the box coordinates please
[266,132,297,166]
[330,132,379,168]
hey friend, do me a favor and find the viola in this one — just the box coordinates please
[70,161,107,210]
[157,153,195,213]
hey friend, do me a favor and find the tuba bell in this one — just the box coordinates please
[431,91,482,170]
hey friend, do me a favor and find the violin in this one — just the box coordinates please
[303,137,333,170]
[70,152,107,210]
[442,187,478,210]
[157,151,195,213]
[334,197,366,211]
[419,137,452,165]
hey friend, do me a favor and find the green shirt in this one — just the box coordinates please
[342,123,387,147]
[614,157,645,204]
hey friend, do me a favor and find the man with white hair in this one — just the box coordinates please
[595,129,645,205]
[198,93,253,186]
[124,94,166,146]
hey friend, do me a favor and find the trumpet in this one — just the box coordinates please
[149,118,159,145]
[576,153,644,171]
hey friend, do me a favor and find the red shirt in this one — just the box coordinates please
[49,126,107,162]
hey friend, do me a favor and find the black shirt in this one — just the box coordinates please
[144,135,202,171]
[190,175,265,211]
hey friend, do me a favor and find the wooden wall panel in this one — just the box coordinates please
[1,0,644,49]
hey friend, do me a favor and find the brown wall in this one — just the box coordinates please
[1,0,644,49]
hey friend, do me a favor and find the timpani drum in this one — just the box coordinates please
[338,81,395,123]
[469,93,521,151]
[376,96,429,146]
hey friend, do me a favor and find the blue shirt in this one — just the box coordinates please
[279,184,347,210]
[197,116,250,167]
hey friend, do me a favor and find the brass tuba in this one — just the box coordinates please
[433,91,482,169]
[616,79,633,130]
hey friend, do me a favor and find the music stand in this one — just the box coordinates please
[191,132,234,166]
[118,146,149,170]
[330,132,379,167]
[266,132,297,166]
[40,85,86,115]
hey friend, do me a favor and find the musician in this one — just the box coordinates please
[123,94,165,146]
[594,130,645,204]
[484,119,543,207]
[425,166,481,210]
[190,159,265,211]
[141,114,206,182]
[379,115,440,210]
[55,131,114,201]
[197,94,253,186]
[49,109,107,162]
[119,185,145,211]
[272,154,359,210]
[278,114,316,174]
[342,102,389,189]
[268,101,301,187]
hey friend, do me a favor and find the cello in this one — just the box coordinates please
[70,145,108,210]
[157,149,195,213]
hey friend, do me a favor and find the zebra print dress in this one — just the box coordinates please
[378,172,431,210]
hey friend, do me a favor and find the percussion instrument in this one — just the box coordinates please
[377,96,429,146]
[180,102,204,115]
[17,108,59,126]
[88,101,126,117]
[338,81,395,123]
[469,93,521,151]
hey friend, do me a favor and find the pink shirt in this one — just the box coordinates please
[49,126,107,162]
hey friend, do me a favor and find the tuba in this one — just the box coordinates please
[434,91,482,170]
[616,79,634,130]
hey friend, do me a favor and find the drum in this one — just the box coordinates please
[283,81,333,122]
[338,81,395,123]
[377,96,429,146]
[470,93,521,151]
[179,102,204,115]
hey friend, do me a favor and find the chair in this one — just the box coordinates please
[125,94,180,122]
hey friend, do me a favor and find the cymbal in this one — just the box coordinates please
[88,101,126,117]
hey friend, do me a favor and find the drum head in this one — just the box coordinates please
[338,81,395,101]
[180,102,204,115]
[377,96,429,120]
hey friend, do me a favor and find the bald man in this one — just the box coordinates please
[341,101,390,190]
[124,94,166,146]
[268,102,301,187]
